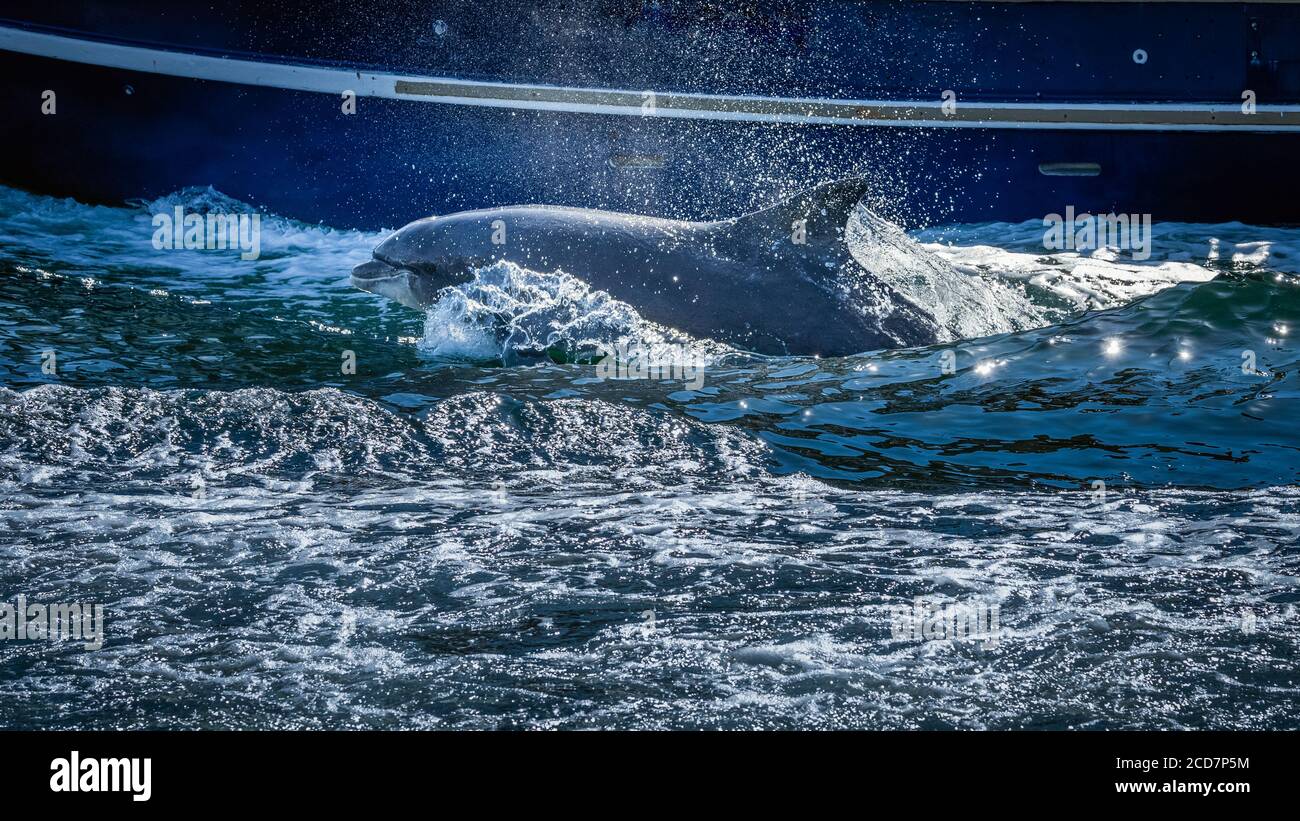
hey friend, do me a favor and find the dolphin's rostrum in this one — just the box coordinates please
[351,178,944,356]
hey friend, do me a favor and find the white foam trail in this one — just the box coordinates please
[0,185,385,306]
[852,209,1224,342]
[913,219,1240,324]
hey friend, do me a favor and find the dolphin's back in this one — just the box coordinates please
[365,178,950,356]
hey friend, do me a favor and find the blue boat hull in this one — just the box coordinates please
[2,1,1299,228]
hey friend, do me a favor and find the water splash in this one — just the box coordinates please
[418,260,731,365]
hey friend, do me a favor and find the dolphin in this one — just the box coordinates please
[350,178,944,356]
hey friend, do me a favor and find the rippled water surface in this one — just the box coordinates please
[1,186,1298,729]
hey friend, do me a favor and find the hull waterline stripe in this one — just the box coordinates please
[3,24,1299,133]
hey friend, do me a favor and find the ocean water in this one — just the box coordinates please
[1,185,1298,729]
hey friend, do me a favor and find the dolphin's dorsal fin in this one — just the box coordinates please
[728,177,871,242]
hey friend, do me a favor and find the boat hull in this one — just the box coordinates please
[2,2,1299,227]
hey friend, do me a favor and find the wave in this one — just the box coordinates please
[0,384,769,491]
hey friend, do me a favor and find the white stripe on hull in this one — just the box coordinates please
[2,24,1298,133]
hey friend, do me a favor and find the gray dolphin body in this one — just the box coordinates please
[351,178,942,356]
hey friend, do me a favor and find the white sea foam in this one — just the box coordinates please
[3,416,1297,729]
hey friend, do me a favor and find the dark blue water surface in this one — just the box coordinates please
[1,186,1298,729]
